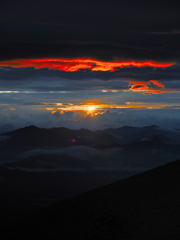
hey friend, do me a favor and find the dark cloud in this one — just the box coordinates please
[0,0,180,61]
[0,64,179,91]
[0,42,179,62]
[1,0,179,32]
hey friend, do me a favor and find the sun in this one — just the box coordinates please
[88,106,96,112]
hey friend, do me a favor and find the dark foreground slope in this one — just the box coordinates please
[3,159,180,240]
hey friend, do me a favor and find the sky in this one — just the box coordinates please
[0,0,180,132]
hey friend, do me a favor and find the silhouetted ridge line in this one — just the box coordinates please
[7,159,180,240]
[143,125,159,128]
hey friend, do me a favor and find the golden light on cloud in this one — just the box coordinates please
[0,58,174,72]
[38,101,180,117]
[38,102,101,116]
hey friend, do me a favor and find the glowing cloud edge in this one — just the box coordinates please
[0,58,174,72]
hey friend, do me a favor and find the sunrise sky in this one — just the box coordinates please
[0,0,180,131]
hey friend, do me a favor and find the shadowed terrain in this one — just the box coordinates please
[1,125,180,208]
[2,159,180,239]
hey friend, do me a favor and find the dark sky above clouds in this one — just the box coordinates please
[0,0,180,61]
[0,0,180,131]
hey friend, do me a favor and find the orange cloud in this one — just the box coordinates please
[128,80,166,94]
[149,80,165,88]
[101,80,178,94]
[0,58,174,72]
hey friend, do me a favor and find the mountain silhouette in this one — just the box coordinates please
[1,125,119,149]
[2,125,180,151]
[4,159,180,239]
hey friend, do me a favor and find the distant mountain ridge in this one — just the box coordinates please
[1,125,180,174]
[1,125,119,149]
[1,124,180,211]
[2,125,180,149]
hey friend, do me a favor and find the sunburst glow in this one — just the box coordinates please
[88,106,96,112]
[38,101,180,117]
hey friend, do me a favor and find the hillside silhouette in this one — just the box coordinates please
[3,159,180,240]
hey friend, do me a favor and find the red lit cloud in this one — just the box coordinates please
[101,80,177,95]
[128,80,166,94]
[0,58,174,72]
